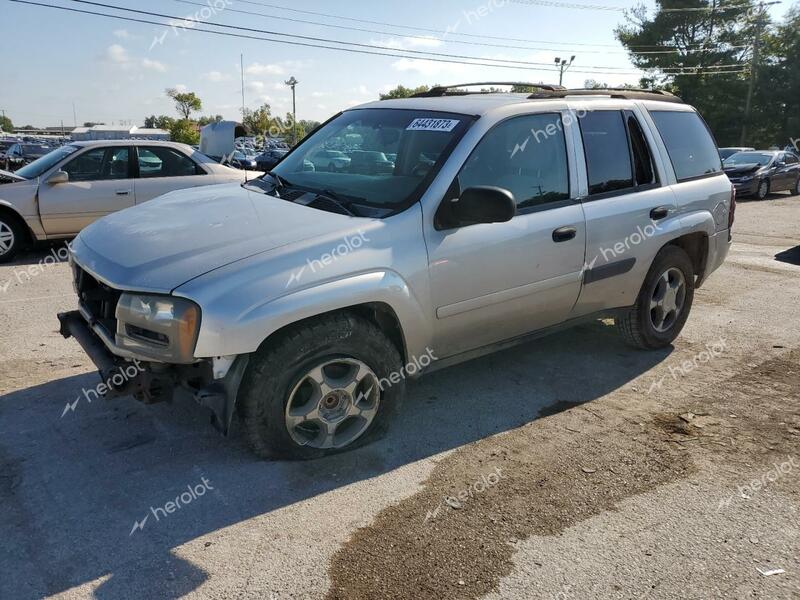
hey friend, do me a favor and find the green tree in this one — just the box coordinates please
[197,114,224,126]
[169,119,200,145]
[144,115,176,129]
[166,88,202,120]
[0,115,12,132]
[241,103,273,135]
[615,0,758,146]
[379,84,430,100]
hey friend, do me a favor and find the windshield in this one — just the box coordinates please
[15,144,79,179]
[266,108,472,210]
[724,152,773,167]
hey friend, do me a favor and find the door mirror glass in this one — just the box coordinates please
[449,186,516,226]
[48,170,69,185]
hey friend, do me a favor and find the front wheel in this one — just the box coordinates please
[616,245,695,349]
[756,179,769,200]
[0,215,23,263]
[237,312,404,459]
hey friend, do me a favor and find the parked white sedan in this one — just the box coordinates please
[0,140,247,261]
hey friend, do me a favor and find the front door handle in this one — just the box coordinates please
[552,226,577,243]
[115,190,131,196]
[650,206,670,220]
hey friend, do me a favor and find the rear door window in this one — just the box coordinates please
[579,111,634,197]
[624,111,657,188]
[137,146,204,178]
[649,110,722,182]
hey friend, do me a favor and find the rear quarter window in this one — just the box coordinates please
[649,110,722,182]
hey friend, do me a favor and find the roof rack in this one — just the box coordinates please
[412,82,566,98]
[526,87,683,103]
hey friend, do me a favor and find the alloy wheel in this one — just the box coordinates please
[649,267,687,333]
[0,221,15,257]
[284,358,380,449]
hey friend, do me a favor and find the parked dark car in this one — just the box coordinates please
[347,150,394,175]
[719,146,754,160]
[4,143,51,170]
[723,150,800,199]
[226,150,257,171]
[255,149,288,171]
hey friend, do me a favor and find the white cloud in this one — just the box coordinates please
[310,91,330,98]
[142,58,167,72]
[106,44,130,64]
[201,70,231,82]
[171,84,189,93]
[246,81,266,92]
[371,36,445,51]
[113,29,133,40]
[245,62,284,76]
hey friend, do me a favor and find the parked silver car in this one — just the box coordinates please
[59,86,733,459]
[0,140,246,261]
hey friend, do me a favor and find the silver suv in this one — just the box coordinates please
[59,86,734,459]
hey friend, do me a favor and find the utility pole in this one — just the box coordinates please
[740,2,777,145]
[240,53,246,124]
[285,76,299,145]
[72,102,77,128]
[555,55,575,86]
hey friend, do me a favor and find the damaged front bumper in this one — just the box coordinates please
[57,310,248,435]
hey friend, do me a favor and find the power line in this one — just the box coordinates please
[170,0,749,55]
[62,0,706,72]
[511,0,773,11]
[10,0,751,77]
[233,0,749,49]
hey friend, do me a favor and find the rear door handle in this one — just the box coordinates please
[552,226,577,243]
[115,190,131,196]
[650,206,670,220]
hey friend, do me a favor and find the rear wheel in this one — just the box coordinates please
[756,179,769,200]
[238,312,404,459]
[0,215,24,263]
[617,245,695,349]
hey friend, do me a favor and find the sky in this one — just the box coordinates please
[0,0,791,128]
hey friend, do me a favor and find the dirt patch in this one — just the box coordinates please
[326,352,800,600]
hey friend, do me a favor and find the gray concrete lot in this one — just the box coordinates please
[1,191,799,600]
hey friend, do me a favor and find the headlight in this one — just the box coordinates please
[115,294,201,363]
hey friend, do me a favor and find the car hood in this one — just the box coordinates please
[72,183,367,293]
[723,163,764,176]
[0,169,26,183]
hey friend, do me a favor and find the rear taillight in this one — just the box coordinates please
[728,185,736,230]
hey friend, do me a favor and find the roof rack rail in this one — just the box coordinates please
[412,82,566,98]
[526,87,683,103]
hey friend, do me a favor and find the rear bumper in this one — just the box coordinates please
[57,310,248,434]
[698,228,731,287]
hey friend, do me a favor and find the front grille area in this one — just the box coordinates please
[73,263,122,337]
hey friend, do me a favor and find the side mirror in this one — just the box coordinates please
[48,170,69,185]
[445,186,516,227]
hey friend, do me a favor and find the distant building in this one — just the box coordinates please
[69,125,170,141]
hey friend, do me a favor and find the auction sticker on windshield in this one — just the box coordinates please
[406,118,460,132]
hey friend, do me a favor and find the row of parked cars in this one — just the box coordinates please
[719,146,800,200]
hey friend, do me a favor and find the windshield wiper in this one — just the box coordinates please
[315,189,359,216]
[267,171,292,190]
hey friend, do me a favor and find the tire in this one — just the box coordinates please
[237,312,404,460]
[756,179,769,200]
[0,213,24,263]
[616,245,695,350]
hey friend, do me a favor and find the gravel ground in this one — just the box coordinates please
[0,191,798,600]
